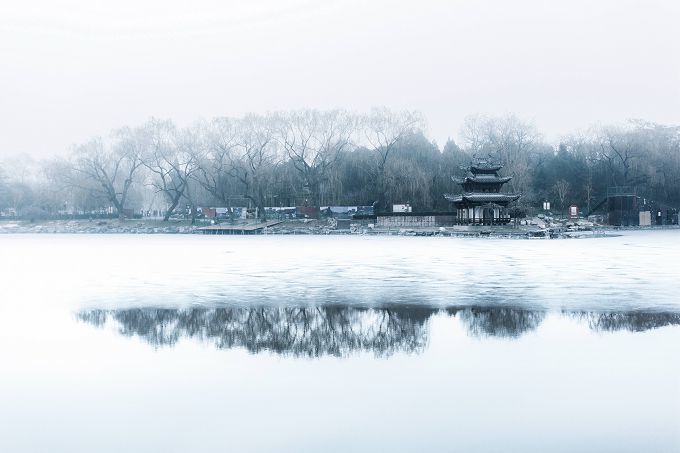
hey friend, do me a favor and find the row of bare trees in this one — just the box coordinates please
[52,109,422,220]
[2,111,679,220]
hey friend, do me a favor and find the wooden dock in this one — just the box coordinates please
[198,220,283,235]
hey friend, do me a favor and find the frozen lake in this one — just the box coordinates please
[1,231,679,452]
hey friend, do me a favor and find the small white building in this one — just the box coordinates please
[393,204,412,213]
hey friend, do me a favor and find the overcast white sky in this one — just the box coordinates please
[1,0,679,157]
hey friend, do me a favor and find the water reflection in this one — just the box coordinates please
[568,310,680,333]
[78,305,436,357]
[449,306,546,339]
[78,305,680,357]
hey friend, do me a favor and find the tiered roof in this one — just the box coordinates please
[444,158,521,207]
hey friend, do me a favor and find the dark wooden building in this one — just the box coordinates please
[444,159,521,225]
[588,187,679,226]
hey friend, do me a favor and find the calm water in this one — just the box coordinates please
[1,231,679,452]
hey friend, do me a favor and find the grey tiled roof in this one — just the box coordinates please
[444,193,521,203]
[470,162,503,171]
[453,175,512,184]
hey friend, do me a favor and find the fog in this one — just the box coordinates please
[2,0,679,158]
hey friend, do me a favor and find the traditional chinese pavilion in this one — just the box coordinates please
[444,159,521,225]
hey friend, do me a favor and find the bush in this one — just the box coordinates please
[21,206,49,222]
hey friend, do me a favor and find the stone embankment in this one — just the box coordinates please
[0,217,630,238]
[0,220,197,234]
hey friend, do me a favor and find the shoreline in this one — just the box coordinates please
[0,218,669,238]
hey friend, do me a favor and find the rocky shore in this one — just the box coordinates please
[0,218,621,239]
[0,220,197,235]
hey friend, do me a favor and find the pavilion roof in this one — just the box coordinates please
[470,161,503,172]
[453,175,512,185]
[444,193,521,204]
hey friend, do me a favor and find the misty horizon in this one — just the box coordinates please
[1,109,677,162]
[2,0,679,158]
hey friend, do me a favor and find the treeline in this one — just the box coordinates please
[1,109,679,220]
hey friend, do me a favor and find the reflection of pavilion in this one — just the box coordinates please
[444,159,521,225]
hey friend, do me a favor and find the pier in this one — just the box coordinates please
[198,220,283,235]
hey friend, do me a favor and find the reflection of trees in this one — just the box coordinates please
[78,305,680,355]
[447,306,546,338]
[569,311,680,333]
[78,305,437,358]
[447,307,680,338]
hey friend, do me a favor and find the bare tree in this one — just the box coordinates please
[142,119,200,221]
[277,109,357,206]
[460,114,486,155]
[0,166,7,211]
[362,108,424,211]
[196,118,240,212]
[461,114,541,194]
[67,128,145,219]
[584,173,594,213]
[226,115,280,220]
[553,178,570,215]
[597,124,645,187]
